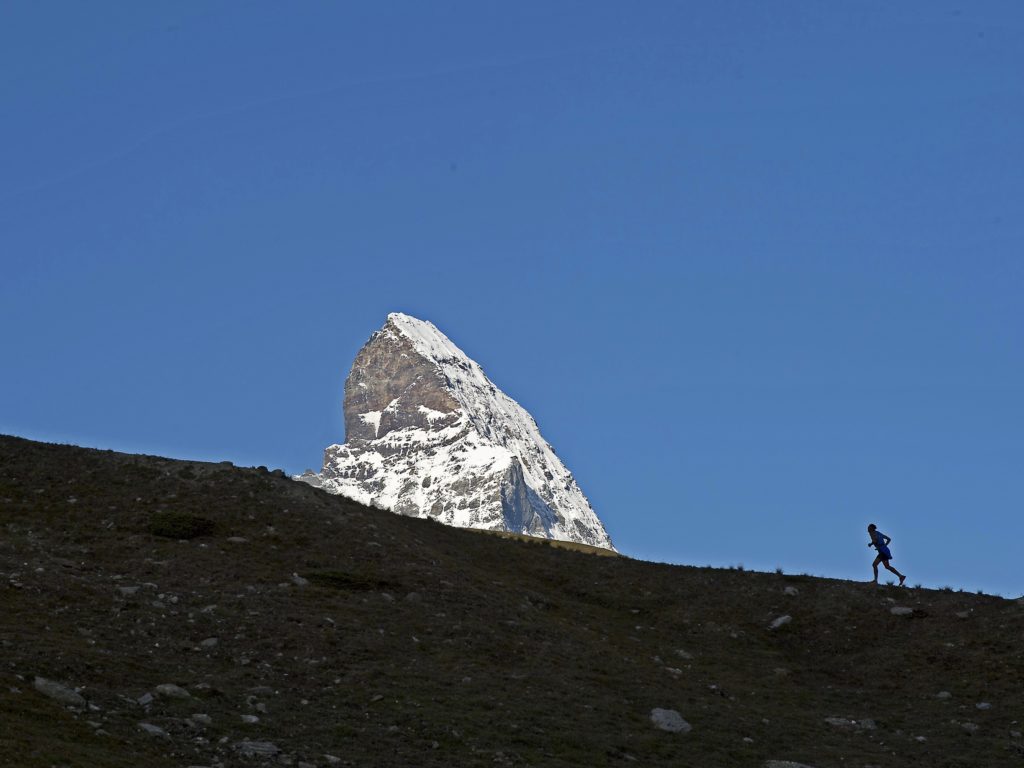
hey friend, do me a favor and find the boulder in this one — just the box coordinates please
[33,677,85,707]
[234,740,280,756]
[155,683,191,699]
[650,708,691,734]
[138,722,169,738]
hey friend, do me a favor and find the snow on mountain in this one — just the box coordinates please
[299,313,614,550]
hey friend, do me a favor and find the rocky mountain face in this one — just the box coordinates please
[299,313,614,549]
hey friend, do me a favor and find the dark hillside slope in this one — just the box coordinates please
[0,435,1021,767]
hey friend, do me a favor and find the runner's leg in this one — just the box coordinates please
[884,560,906,584]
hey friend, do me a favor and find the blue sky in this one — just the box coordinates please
[2,2,1022,595]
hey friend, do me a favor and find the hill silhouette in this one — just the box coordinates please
[1,434,1021,767]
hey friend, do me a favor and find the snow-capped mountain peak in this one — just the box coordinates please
[299,313,614,550]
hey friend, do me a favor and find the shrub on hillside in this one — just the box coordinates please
[147,511,216,540]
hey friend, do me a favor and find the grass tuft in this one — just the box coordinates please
[304,569,399,592]
[147,511,215,539]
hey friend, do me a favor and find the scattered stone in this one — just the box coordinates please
[783,586,799,596]
[976,702,992,710]
[674,649,693,660]
[824,717,875,730]
[226,537,248,544]
[768,615,792,630]
[155,683,191,699]
[138,722,169,738]
[117,586,140,596]
[955,611,971,619]
[234,740,280,756]
[33,677,86,707]
[191,714,213,725]
[324,756,342,765]
[291,573,310,587]
[1011,730,1022,739]
[915,736,927,742]
[405,591,421,602]
[936,691,952,700]
[890,607,914,616]
[137,692,154,706]
[961,722,979,733]
[765,762,818,768]
[241,714,260,724]
[650,708,691,734]
[200,637,219,649]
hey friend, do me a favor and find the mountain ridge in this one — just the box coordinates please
[302,313,614,550]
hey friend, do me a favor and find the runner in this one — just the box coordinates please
[867,523,906,586]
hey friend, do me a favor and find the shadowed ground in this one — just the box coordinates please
[1,434,1021,767]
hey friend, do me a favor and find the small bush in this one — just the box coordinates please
[304,570,397,592]
[775,567,784,575]
[148,512,216,540]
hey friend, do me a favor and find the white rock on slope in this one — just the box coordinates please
[33,677,86,707]
[300,313,614,550]
[650,708,691,733]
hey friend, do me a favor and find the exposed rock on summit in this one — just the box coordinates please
[300,313,614,549]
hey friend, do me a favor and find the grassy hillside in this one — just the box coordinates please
[1,435,1021,767]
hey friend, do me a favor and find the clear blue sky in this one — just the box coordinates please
[2,2,1022,595]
